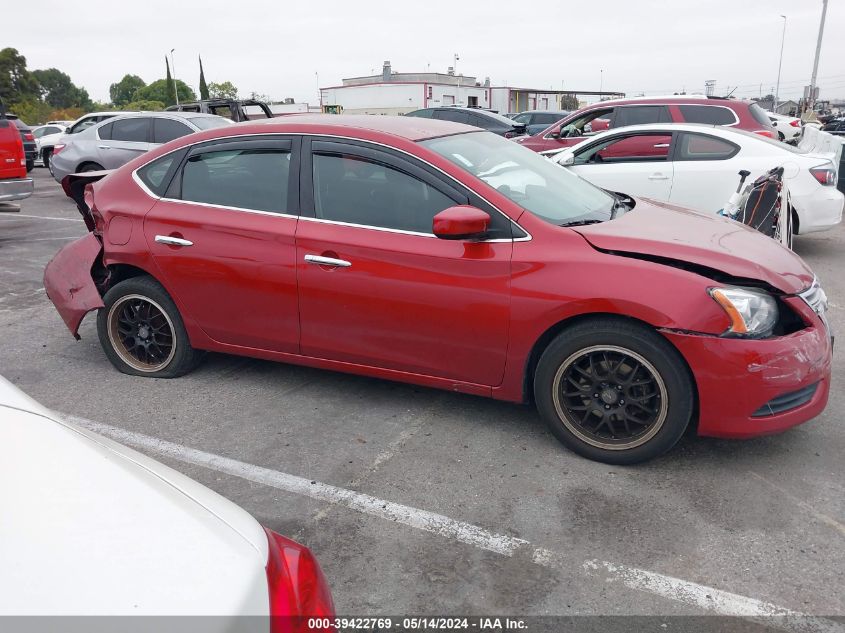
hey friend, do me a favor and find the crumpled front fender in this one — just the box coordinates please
[43,233,105,339]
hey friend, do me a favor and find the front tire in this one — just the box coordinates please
[97,276,202,378]
[42,148,52,170]
[534,318,694,465]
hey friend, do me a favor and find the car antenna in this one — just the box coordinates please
[725,86,737,98]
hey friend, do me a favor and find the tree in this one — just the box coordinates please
[132,79,196,107]
[0,47,40,104]
[124,99,165,111]
[560,94,579,110]
[8,99,52,125]
[109,74,146,107]
[208,81,238,100]
[32,68,92,110]
[198,56,209,100]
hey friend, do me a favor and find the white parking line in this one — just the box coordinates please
[0,213,82,222]
[66,415,842,632]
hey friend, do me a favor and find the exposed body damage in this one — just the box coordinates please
[43,232,104,339]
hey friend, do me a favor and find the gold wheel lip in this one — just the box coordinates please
[107,294,177,373]
[551,344,669,451]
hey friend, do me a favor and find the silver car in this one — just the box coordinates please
[50,112,233,182]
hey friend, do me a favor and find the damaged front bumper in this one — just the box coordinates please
[663,296,833,438]
[43,233,105,339]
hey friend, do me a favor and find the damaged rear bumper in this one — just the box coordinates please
[43,233,105,339]
[663,299,833,438]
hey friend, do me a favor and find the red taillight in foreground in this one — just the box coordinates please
[53,144,66,154]
[753,129,776,139]
[810,165,837,186]
[790,119,802,128]
[265,527,335,633]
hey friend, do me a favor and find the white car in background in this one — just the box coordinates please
[547,123,843,237]
[0,375,334,622]
[32,123,67,167]
[768,111,803,143]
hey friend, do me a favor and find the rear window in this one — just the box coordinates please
[676,133,739,161]
[186,116,234,130]
[748,103,774,127]
[136,149,186,196]
[678,105,738,125]
[153,118,193,144]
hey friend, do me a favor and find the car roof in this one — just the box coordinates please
[247,114,478,140]
[520,110,570,115]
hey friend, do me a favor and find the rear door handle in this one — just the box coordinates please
[653,143,670,148]
[155,235,193,247]
[97,145,111,150]
[304,254,351,268]
[648,173,669,180]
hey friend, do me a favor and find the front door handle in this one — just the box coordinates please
[97,145,111,150]
[653,143,671,148]
[648,173,669,180]
[155,235,193,247]
[304,254,351,268]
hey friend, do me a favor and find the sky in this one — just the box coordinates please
[8,0,844,105]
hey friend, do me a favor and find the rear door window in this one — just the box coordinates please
[179,143,292,213]
[111,118,151,143]
[612,106,671,127]
[153,118,194,144]
[678,105,738,125]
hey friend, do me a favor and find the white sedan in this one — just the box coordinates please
[768,112,803,143]
[0,375,334,624]
[547,123,843,236]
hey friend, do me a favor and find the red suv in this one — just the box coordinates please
[515,95,778,154]
[0,99,33,203]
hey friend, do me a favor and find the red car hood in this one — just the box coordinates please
[573,198,814,294]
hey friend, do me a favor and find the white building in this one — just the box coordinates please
[320,62,623,115]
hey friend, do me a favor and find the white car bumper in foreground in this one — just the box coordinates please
[793,186,844,234]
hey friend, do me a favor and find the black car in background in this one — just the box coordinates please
[405,106,527,138]
[508,110,571,135]
[6,114,36,172]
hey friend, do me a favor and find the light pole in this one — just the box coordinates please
[807,0,828,115]
[599,69,603,94]
[774,15,786,113]
[170,48,179,106]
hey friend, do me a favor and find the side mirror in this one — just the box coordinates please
[556,151,576,167]
[432,205,490,240]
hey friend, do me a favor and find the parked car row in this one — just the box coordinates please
[0,99,33,202]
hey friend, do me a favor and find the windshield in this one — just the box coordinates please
[421,131,615,225]
[186,116,235,130]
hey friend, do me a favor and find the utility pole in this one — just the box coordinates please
[808,0,828,114]
[774,15,786,112]
[170,48,179,106]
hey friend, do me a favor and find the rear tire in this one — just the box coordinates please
[534,318,694,465]
[78,162,104,173]
[26,159,34,172]
[97,276,203,378]
[42,148,52,170]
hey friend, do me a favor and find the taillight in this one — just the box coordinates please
[265,528,335,633]
[790,119,801,128]
[753,129,776,139]
[53,144,66,154]
[810,165,837,186]
[504,131,515,139]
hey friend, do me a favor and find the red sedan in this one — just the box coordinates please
[44,115,832,464]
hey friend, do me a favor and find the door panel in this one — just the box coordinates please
[571,161,673,200]
[296,139,512,386]
[296,222,512,385]
[142,138,300,352]
[668,133,744,213]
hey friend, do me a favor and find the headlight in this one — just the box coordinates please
[709,287,778,337]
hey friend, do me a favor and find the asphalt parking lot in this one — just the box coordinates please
[1,169,843,624]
